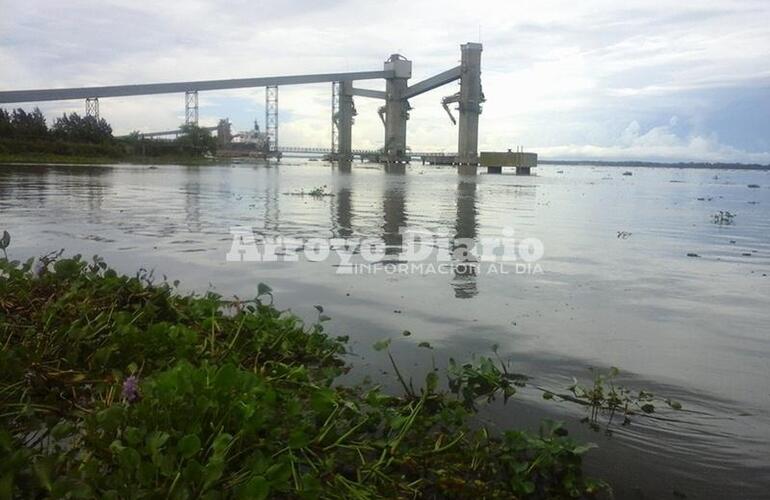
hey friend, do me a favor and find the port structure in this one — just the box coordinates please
[0,43,484,170]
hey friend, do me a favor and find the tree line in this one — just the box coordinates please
[0,107,113,144]
[0,107,217,159]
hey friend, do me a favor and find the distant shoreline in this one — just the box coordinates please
[539,159,770,170]
[1,154,769,171]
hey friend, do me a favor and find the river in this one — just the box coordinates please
[1,160,768,498]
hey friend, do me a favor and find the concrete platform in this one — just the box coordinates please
[480,151,538,175]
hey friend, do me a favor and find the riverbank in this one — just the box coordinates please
[0,250,606,498]
[0,152,224,166]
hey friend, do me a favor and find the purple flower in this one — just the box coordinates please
[121,375,140,403]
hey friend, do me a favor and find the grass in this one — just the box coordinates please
[0,246,607,498]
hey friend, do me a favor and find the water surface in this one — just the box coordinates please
[1,161,769,498]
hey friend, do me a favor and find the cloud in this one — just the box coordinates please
[1,0,769,162]
[539,116,770,163]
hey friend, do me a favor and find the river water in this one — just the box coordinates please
[1,160,769,498]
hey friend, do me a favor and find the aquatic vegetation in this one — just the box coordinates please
[0,247,606,498]
[711,211,735,225]
[542,367,682,434]
[285,185,334,197]
[0,230,9,260]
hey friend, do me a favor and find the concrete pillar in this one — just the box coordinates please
[457,164,478,175]
[337,81,354,160]
[383,55,412,163]
[337,158,352,173]
[457,43,483,166]
[217,119,231,147]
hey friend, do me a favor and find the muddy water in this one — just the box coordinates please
[1,161,769,498]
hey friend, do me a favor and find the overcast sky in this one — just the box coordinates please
[1,0,769,162]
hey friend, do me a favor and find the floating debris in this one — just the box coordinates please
[284,185,335,197]
[617,231,632,239]
[747,184,760,188]
[686,253,700,258]
[712,211,735,225]
[622,171,633,176]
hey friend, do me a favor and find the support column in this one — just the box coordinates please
[265,85,278,155]
[383,55,412,163]
[85,97,99,119]
[185,91,198,126]
[457,43,483,166]
[337,81,354,160]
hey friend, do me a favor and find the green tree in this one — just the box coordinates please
[0,108,12,137]
[10,107,48,139]
[176,124,217,155]
[51,112,113,144]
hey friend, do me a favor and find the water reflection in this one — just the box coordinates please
[382,175,407,260]
[262,167,281,233]
[331,174,353,238]
[452,179,479,298]
[85,169,106,225]
[183,170,201,233]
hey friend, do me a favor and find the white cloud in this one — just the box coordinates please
[1,0,769,162]
[539,117,770,163]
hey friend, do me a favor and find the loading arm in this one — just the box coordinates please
[441,92,460,125]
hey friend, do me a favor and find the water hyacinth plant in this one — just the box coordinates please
[0,246,607,498]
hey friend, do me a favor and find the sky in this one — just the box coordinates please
[1,0,769,163]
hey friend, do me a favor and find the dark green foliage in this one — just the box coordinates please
[0,250,605,498]
[0,137,125,158]
[175,124,218,155]
[51,113,113,144]
[0,108,48,140]
[0,107,217,162]
[0,109,12,137]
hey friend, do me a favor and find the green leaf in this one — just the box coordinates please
[118,447,141,470]
[313,304,324,313]
[51,421,75,440]
[123,427,143,446]
[203,459,225,491]
[417,341,433,349]
[373,339,391,351]
[0,230,9,250]
[425,371,438,393]
[146,431,170,455]
[213,364,238,391]
[572,443,597,455]
[212,433,233,457]
[178,434,201,459]
[542,391,554,400]
[240,476,269,500]
[257,282,272,297]
[401,330,412,336]
[641,404,655,413]
[666,399,683,410]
